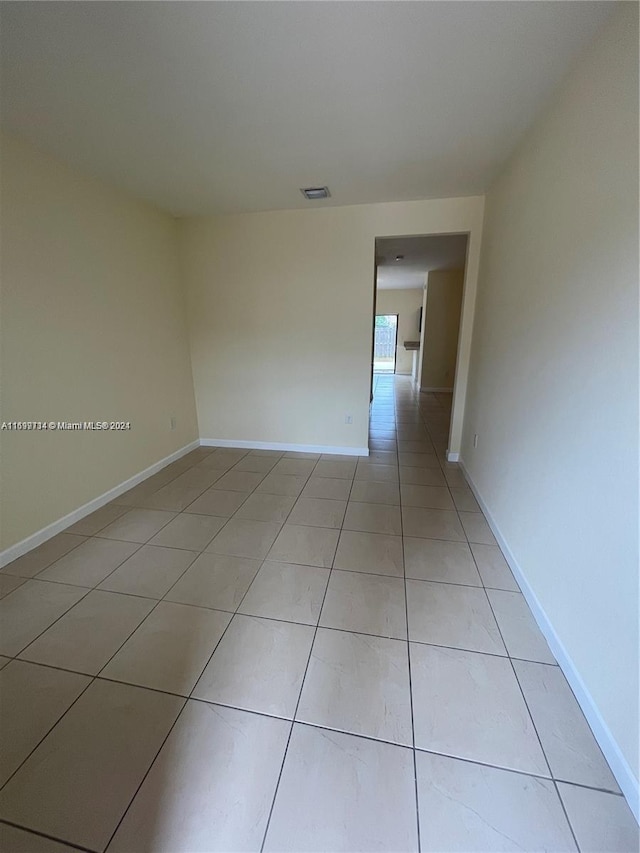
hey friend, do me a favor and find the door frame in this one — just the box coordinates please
[372,230,477,461]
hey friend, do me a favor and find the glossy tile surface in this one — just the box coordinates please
[0,574,26,599]
[333,530,404,577]
[0,824,78,852]
[0,680,183,851]
[256,472,308,496]
[238,560,329,624]
[267,523,339,567]
[109,701,290,853]
[97,508,177,543]
[557,783,639,852]
[234,491,296,522]
[192,614,314,717]
[404,537,480,585]
[320,569,407,639]
[416,751,577,852]
[206,518,281,559]
[101,601,231,694]
[165,552,260,611]
[185,486,248,516]
[471,543,520,590]
[514,659,619,790]
[147,511,226,550]
[1,375,625,852]
[36,537,139,587]
[407,579,506,655]
[488,588,555,663]
[1,534,87,579]
[411,643,548,774]
[459,511,497,545]
[288,496,347,529]
[0,661,91,788]
[64,503,129,536]
[297,628,412,745]
[0,580,88,657]
[449,487,481,513]
[18,590,155,674]
[402,506,465,541]
[349,479,400,505]
[401,483,455,509]
[301,476,352,500]
[263,725,418,853]
[343,501,402,535]
[98,544,197,598]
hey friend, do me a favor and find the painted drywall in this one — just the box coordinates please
[375,288,423,374]
[180,197,484,452]
[421,270,464,391]
[0,133,199,551]
[462,4,639,802]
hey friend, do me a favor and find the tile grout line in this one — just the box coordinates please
[98,458,285,847]
[101,694,189,852]
[4,514,500,588]
[6,659,624,800]
[0,664,98,798]
[394,391,423,853]
[482,546,583,850]
[0,818,97,853]
[415,386,589,846]
[138,457,330,760]
[107,451,235,515]
[18,525,208,708]
[1,402,424,842]
[0,533,93,582]
[257,452,342,852]
[552,777,583,852]
[505,637,585,851]
[2,380,623,850]
[0,564,191,799]
[0,453,265,833]
[80,460,277,853]
[4,618,566,681]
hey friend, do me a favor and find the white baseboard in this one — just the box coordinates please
[201,438,369,457]
[459,458,640,822]
[0,440,200,569]
[446,451,460,462]
[421,386,454,393]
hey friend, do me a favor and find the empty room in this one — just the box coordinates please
[0,2,638,851]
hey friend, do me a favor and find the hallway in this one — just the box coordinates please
[0,376,636,851]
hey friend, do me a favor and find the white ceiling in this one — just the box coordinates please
[377,234,468,290]
[0,2,614,217]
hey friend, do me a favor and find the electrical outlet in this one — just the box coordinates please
[170,416,177,431]
[473,433,478,448]
[345,414,353,425]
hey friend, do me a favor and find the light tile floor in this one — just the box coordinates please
[0,374,637,852]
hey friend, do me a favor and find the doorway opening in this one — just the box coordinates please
[371,233,469,459]
[373,314,398,373]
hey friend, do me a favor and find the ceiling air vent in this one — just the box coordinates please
[300,186,331,200]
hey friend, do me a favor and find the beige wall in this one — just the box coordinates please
[420,270,464,391]
[375,288,423,374]
[462,5,639,802]
[181,197,484,453]
[0,144,484,552]
[0,133,199,551]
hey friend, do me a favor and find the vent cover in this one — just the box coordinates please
[300,186,331,200]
